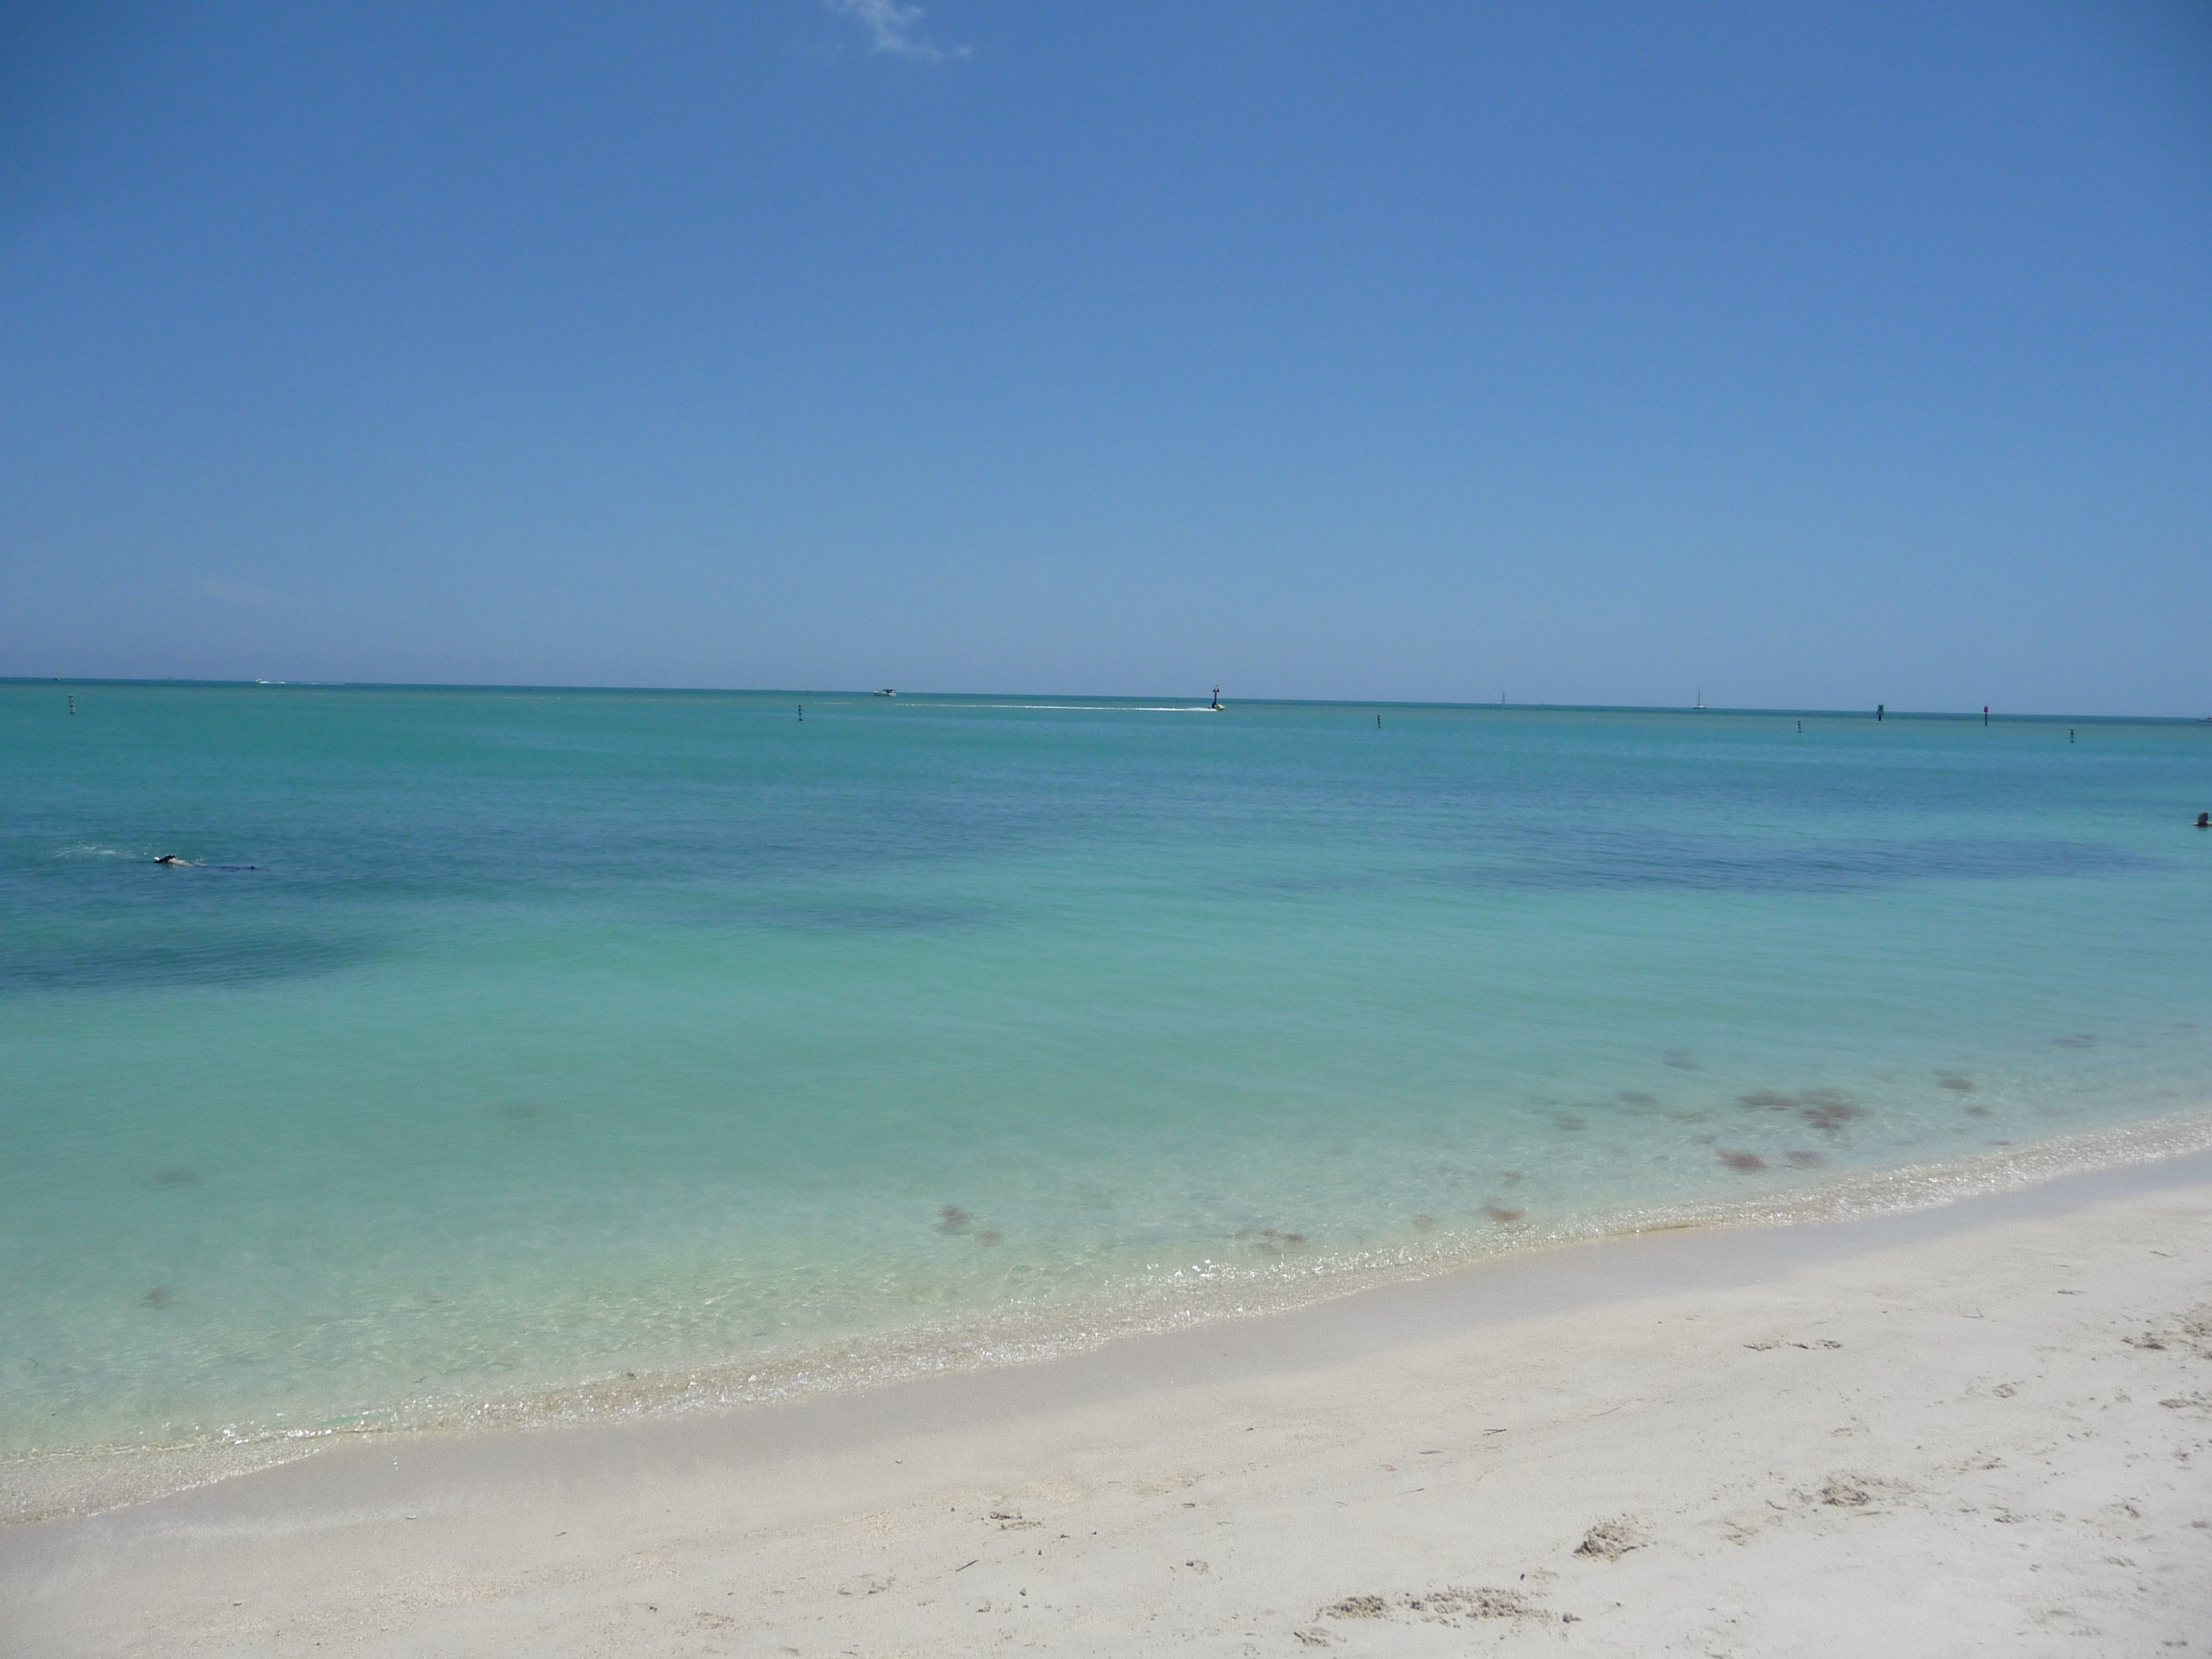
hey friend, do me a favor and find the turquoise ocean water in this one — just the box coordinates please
[4,682,2210,1464]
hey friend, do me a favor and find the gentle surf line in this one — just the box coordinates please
[10,1105,2207,1521]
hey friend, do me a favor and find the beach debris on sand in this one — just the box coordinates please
[1573,1519,1646,1560]
[1322,1584,1550,1625]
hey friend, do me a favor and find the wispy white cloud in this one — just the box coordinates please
[826,0,970,64]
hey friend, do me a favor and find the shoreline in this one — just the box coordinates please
[8,1108,2212,1526]
[6,1141,2212,1653]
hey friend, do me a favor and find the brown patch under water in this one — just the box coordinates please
[1738,1090,1799,1110]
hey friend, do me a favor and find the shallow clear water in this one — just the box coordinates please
[4,683,2209,1457]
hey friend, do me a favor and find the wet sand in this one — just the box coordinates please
[5,1152,2210,1656]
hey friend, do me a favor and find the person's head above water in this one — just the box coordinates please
[154,854,189,865]
[2197,812,2210,828]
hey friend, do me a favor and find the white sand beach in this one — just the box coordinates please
[6,1153,2209,1658]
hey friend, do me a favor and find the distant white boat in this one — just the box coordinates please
[876,689,896,697]
[1694,688,1705,711]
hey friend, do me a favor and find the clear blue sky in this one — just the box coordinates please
[3,2,2207,711]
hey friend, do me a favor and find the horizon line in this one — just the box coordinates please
[4,676,2204,725]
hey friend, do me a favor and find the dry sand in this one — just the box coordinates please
[6,1153,2211,1657]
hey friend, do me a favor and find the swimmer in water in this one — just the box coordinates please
[2197,812,2210,829]
[153,854,194,866]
